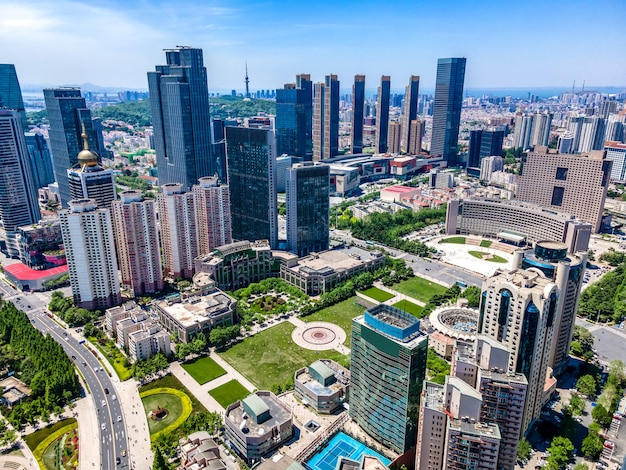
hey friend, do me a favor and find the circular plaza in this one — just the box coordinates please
[292,321,347,351]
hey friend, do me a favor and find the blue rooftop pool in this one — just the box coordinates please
[305,431,391,470]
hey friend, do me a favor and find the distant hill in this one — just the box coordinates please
[26,96,276,129]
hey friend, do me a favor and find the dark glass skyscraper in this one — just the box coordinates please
[467,129,504,168]
[226,126,277,248]
[211,118,227,182]
[148,47,212,190]
[25,132,55,189]
[431,58,466,166]
[0,64,27,129]
[276,74,312,160]
[313,75,339,161]
[44,88,104,206]
[286,162,329,257]
[401,75,420,153]
[375,76,391,153]
[350,75,365,154]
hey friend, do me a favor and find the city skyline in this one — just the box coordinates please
[1,0,625,92]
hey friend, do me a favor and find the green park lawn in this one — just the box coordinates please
[141,392,183,434]
[301,296,366,347]
[358,287,394,302]
[208,380,250,408]
[392,299,424,317]
[468,251,507,263]
[181,356,226,385]
[391,276,448,303]
[139,374,206,414]
[439,236,466,244]
[219,322,349,390]
[480,240,492,248]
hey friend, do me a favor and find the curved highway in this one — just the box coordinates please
[1,280,130,469]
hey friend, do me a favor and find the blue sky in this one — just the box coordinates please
[1,0,624,92]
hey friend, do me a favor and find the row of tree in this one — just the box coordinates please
[48,291,100,327]
[578,262,626,322]
[0,300,80,428]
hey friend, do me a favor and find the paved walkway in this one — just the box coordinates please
[115,379,153,469]
[75,397,100,470]
[0,454,38,470]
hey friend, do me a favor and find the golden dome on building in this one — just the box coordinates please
[77,123,99,167]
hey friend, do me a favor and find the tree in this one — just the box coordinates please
[581,431,603,460]
[462,286,481,308]
[175,342,192,361]
[546,436,574,469]
[517,438,531,461]
[592,403,612,428]
[569,394,585,416]
[153,446,168,470]
[573,464,589,470]
[576,375,597,396]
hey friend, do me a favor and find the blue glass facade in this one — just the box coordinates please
[431,58,466,166]
[148,47,213,190]
[351,75,365,154]
[375,76,391,153]
[0,64,27,129]
[276,74,312,160]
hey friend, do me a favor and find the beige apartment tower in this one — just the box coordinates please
[111,190,164,295]
[388,121,401,153]
[517,147,611,232]
[193,176,232,254]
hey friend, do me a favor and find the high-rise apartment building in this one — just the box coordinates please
[59,199,121,310]
[400,75,419,153]
[479,269,558,432]
[276,74,313,160]
[517,146,611,232]
[157,183,199,280]
[513,113,535,151]
[605,141,626,181]
[67,130,116,209]
[514,242,587,373]
[312,74,339,161]
[604,115,624,144]
[193,176,232,254]
[431,58,466,166]
[350,304,428,454]
[558,132,574,154]
[530,112,553,148]
[147,47,213,189]
[0,64,27,128]
[388,121,401,153]
[408,119,424,155]
[599,99,618,119]
[351,75,365,154]
[286,162,329,257]
[567,115,585,153]
[375,76,391,154]
[44,88,105,206]
[226,126,277,247]
[0,110,41,257]
[111,191,163,296]
[578,116,606,153]
[479,155,504,181]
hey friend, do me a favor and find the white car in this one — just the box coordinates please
[117,415,122,422]
[101,423,106,430]
[112,395,117,401]
[101,400,106,407]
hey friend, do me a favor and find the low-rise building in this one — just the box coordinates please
[194,240,285,291]
[224,391,293,464]
[180,431,227,470]
[294,359,349,414]
[152,285,237,343]
[127,322,171,362]
[105,301,142,336]
[280,246,385,296]
[0,377,31,407]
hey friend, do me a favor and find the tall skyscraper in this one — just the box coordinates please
[605,115,624,144]
[312,74,339,161]
[157,183,199,280]
[431,58,466,166]
[193,176,232,254]
[276,74,313,160]
[567,115,585,153]
[479,269,558,432]
[211,118,227,183]
[44,88,105,206]
[67,129,116,209]
[375,76,391,153]
[226,126,277,248]
[111,191,164,295]
[286,162,329,257]
[0,64,27,129]
[408,119,424,155]
[578,116,606,153]
[513,113,535,151]
[350,75,365,154]
[530,112,553,147]
[147,47,213,190]
[25,132,55,189]
[350,304,428,454]
[517,146,611,232]
[0,110,41,256]
[401,75,419,153]
[513,241,587,373]
[388,121,401,153]
[59,199,121,310]
[468,129,504,168]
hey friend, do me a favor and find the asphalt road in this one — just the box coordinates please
[2,281,130,469]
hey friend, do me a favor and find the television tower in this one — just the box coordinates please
[245,62,250,98]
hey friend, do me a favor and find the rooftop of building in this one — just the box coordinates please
[455,197,578,220]
[286,246,382,276]
[295,359,350,397]
[153,290,236,328]
[429,306,479,341]
[448,375,483,402]
[255,453,305,470]
[196,240,272,265]
[360,304,425,345]
[424,381,445,411]
[454,340,476,363]
[3,263,68,281]
[478,368,528,385]
[381,185,419,194]
[225,391,291,436]
[448,419,501,440]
